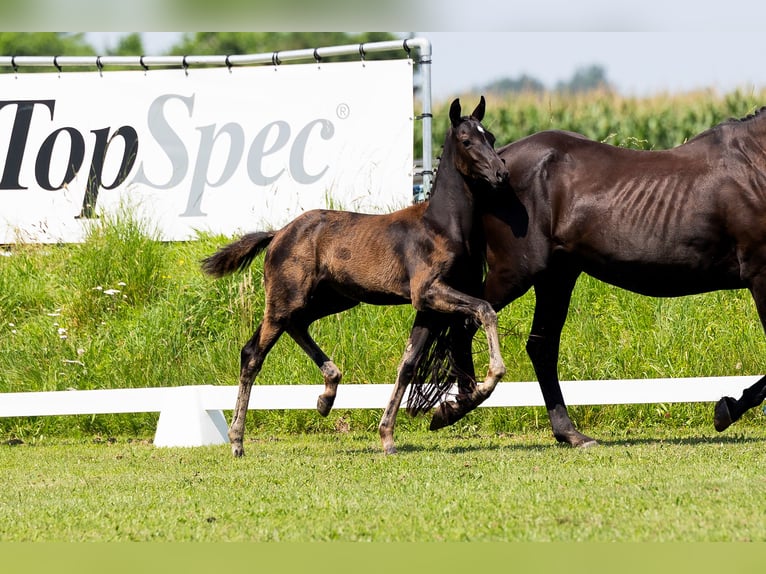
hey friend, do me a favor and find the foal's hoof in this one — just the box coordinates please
[316,395,335,417]
[231,442,245,458]
[714,397,736,432]
[430,401,463,430]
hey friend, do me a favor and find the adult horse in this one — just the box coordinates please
[202,97,509,457]
[424,108,766,447]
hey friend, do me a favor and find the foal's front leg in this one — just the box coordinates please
[414,280,506,398]
[379,318,433,454]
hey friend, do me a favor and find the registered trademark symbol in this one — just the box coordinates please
[336,103,350,119]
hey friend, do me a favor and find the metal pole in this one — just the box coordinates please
[404,37,433,199]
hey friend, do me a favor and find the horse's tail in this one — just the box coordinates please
[201,231,276,278]
[405,316,477,416]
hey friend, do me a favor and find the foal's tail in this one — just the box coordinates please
[201,231,276,278]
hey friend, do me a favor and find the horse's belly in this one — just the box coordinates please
[583,261,743,297]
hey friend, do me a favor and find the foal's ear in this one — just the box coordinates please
[449,98,462,127]
[471,95,486,122]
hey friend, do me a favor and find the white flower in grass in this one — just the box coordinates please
[58,327,67,340]
[103,289,121,296]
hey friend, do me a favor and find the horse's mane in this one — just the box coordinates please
[723,106,766,126]
[683,105,766,145]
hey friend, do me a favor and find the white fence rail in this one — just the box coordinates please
[0,376,757,448]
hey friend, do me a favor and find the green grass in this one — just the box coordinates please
[2,209,766,440]
[2,426,765,542]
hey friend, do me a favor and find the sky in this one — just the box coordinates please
[85,30,766,103]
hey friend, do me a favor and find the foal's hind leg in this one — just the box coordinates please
[715,274,766,431]
[230,319,284,457]
[288,326,342,417]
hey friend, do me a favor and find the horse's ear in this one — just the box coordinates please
[471,95,486,122]
[449,98,462,127]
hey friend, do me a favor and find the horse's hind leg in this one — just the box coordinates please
[715,374,766,431]
[230,319,284,457]
[288,326,342,416]
[528,271,597,448]
[715,274,766,431]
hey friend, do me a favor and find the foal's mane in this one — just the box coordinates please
[405,112,493,416]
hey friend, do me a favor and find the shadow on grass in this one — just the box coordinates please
[338,430,766,455]
[595,434,766,447]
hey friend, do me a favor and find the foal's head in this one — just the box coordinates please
[448,96,509,188]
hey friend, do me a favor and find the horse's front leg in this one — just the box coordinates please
[527,273,597,448]
[429,319,483,430]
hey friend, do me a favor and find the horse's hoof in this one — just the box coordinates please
[576,438,599,449]
[555,431,597,449]
[316,395,334,417]
[714,397,735,432]
[231,442,245,458]
[430,401,461,430]
[383,445,397,455]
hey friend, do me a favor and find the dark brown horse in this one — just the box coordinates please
[423,107,766,447]
[202,97,509,457]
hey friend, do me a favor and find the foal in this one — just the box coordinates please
[202,97,509,456]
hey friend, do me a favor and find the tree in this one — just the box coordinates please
[482,74,545,94]
[0,32,96,60]
[106,33,144,57]
[0,33,98,73]
[167,32,399,60]
[556,64,612,93]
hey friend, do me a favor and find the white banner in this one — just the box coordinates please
[0,59,414,243]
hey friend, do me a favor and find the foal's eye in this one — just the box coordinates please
[462,140,471,148]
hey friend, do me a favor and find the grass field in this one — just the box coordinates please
[2,425,766,542]
[3,91,766,546]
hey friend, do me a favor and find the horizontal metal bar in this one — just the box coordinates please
[0,38,429,72]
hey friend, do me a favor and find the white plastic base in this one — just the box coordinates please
[153,386,229,447]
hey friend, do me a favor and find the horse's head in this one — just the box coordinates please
[448,96,509,189]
